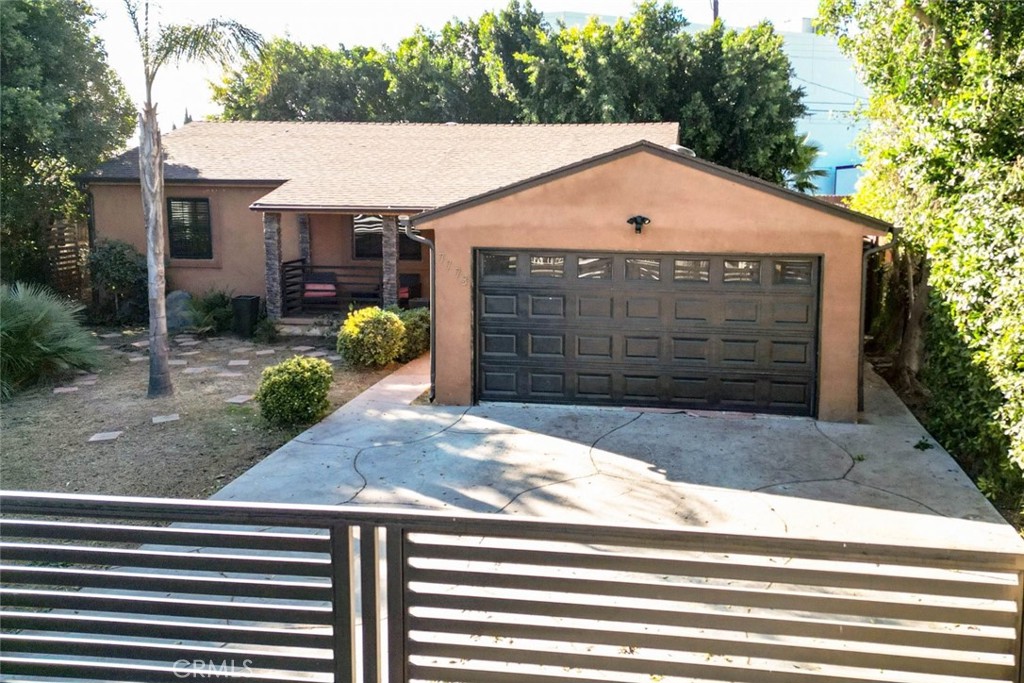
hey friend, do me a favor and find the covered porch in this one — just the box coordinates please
[261,211,432,319]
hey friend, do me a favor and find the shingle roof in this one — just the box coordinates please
[87,121,680,211]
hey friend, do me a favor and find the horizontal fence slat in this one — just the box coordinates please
[410,592,1014,655]
[0,635,332,674]
[407,566,1018,628]
[0,657,323,683]
[0,542,331,577]
[0,565,331,601]
[3,491,1022,571]
[409,539,1017,601]
[0,589,333,625]
[408,614,1014,680]
[0,519,329,553]
[0,611,332,649]
[409,641,825,683]
[408,664,621,683]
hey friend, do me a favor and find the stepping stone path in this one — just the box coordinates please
[179,351,201,357]
[88,431,123,442]
[231,347,253,354]
[152,414,180,424]
[99,333,122,339]
[76,374,99,382]
[305,350,328,358]
[178,340,201,347]
[291,345,315,352]
[227,359,250,367]
[216,372,244,378]
[182,367,212,375]
[53,387,79,394]
[225,395,252,405]
[95,345,111,351]
[75,380,98,387]
[128,355,147,363]
[327,354,343,361]
[168,360,188,366]
[131,340,150,348]
[255,349,276,356]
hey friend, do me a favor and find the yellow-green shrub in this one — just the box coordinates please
[336,306,405,368]
[255,356,333,427]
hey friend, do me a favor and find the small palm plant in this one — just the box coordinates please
[0,282,100,400]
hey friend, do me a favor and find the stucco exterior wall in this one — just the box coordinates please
[90,183,299,298]
[423,150,885,422]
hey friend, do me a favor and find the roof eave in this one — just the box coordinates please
[248,202,435,214]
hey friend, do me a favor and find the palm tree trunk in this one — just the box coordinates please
[138,104,173,397]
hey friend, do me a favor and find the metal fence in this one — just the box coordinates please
[1,491,1022,682]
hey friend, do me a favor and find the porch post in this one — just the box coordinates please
[381,214,398,307]
[297,213,311,262]
[263,211,283,319]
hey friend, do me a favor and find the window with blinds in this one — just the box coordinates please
[167,198,213,260]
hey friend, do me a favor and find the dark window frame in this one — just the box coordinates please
[353,232,423,261]
[166,197,213,260]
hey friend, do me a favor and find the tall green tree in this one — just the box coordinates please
[124,0,261,398]
[0,0,134,283]
[819,0,1024,519]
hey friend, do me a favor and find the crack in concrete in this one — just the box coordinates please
[587,413,644,478]
[294,407,471,449]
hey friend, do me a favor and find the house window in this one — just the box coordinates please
[353,232,422,260]
[167,198,213,260]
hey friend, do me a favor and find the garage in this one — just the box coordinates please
[476,250,820,415]
[417,141,890,422]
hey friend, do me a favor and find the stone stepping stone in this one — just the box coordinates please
[327,354,343,361]
[168,359,188,366]
[255,349,276,356]
[99,332,122,339]
[174,336,196,342]
[88,431,123,442]
[216,372,244,378]
[76,374,99,382]
[182,366,213,375]
[291,345,315,352]
[75,380,98,387]
[131,340,150,348]
[53,387,79,394]
[179,351,201,357]
[178,340,201,347]
[230,347,254,354]
[127,355,147,363]
[94,345,111,350]
[227,359,250,367]
[152,414,180,424]
[225,395,252,405]
[305,350,328,358]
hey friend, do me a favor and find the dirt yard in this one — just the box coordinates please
[0,329,391,499]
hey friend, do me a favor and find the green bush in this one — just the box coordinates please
[336,306,405,368]
[88,239,146,322]
[255,355,334,428]
[188,289,233,335]
[253,317,278,344]
[387,305,430,362]
[0,282,100,400]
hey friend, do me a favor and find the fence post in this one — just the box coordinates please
[331,524,356,683]
[360,525,381,683]
[1016,570,1024,683]
[386,526,407,683]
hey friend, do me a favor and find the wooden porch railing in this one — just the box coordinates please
[1,490,1022,682]
[282,258,382,316]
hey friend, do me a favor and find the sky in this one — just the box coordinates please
[90,0,823,132]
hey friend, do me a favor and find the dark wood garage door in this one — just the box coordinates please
[475,250,820,416]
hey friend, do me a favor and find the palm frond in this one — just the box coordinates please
[152,19,263,74]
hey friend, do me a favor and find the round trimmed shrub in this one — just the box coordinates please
[255,356,334,428]
[336,306,405,368]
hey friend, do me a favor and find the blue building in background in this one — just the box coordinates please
[546,13,866,196]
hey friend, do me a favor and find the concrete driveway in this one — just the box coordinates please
[215,355,1021,552]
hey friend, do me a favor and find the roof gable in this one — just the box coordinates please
[412,141,890,234]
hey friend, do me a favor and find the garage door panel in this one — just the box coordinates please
[477,251,819,415]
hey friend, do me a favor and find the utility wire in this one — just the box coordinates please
[793,76,866,100]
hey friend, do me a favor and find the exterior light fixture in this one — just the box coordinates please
[627,215,651,234]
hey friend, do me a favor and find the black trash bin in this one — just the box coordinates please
[232,295,261,338]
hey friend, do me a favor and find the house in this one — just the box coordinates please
[86,121,889,421]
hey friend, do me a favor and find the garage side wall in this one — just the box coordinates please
[428,151,876,422]
[90,183,299,298]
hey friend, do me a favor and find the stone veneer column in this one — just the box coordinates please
[381,214,398,307]
[297,213,311,262]
[263,212,283,319]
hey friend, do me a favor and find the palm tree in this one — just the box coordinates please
[785,135,829,194]
[124,1,261,397]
